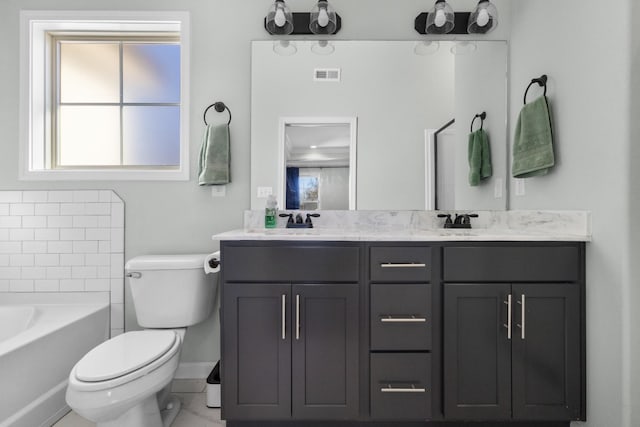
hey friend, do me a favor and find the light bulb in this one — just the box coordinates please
[274,7,286,27]
[434,9,446,27]
[318,7,329,27]
[477,8,490,27]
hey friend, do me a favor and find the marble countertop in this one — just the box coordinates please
[214,228,591,242]
[213,210,592,242]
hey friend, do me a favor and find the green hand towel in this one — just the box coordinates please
[198,124,230,186]
[468,129,493,186]
[512,95,554,178]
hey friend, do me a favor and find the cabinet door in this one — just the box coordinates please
[511,284,581,420]
[291,284,359,419]
[444,284,512,420]
[222,283,291,420]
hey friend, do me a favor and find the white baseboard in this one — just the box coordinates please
[175,362,216,379]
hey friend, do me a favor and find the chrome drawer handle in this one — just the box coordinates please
[125,272,142,279]
[380,263,427,268]
[380,315,427,323]
[381,384,426,393]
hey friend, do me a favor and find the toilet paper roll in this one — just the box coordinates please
[204,251,221,274]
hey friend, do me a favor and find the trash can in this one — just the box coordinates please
[206,360,221,408]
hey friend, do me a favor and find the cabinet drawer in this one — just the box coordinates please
[371,284,431,351]
[370,353,432,420]
[443,246,580,282]
[370,247,431,282]
[223,245,359,282]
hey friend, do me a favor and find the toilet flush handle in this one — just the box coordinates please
[125,272,142,279]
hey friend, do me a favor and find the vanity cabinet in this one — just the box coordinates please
[221,243,361,421]
[220,240,586,426]
[442,245,584,422]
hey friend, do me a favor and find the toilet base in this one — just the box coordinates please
[96,394,181,427]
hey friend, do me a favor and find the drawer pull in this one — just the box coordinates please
[380,315,427,323]
[380,263,427,268]
[381,384,426,393]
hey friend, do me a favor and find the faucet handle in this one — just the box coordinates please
[437,214,453,228]
[305,213,320,227]
[279,213,294,224]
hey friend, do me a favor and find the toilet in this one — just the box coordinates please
[65,253,219,427]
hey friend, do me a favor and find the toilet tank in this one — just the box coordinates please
[125,254,219,328]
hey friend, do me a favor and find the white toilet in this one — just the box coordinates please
[66,253,219,427]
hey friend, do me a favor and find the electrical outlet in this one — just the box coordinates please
[257,186,273,198]
[494,178,503,199]
[211,186,226,197]
[515,179,526,196]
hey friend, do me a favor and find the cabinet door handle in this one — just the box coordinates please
[380,384,427,393]
[503,294,512,340]
[295,294,300,340]
[281,294,286,340]
[380,263,427,268]
[380,315,427,323]
[517,294,526,340]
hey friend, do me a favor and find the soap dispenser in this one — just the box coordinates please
[265,195,277,229]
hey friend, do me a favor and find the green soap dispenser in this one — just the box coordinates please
[265,195,277,228]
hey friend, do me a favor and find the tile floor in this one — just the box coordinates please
[53,379,225,427]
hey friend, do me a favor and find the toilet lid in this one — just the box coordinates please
[75,330,177,382]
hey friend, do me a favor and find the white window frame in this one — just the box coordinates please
[19,10,190,181]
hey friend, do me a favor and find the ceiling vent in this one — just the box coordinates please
[314,68,341,82]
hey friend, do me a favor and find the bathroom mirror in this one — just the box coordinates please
[251,40,508,211]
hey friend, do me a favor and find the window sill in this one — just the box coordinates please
[19,169,189,181]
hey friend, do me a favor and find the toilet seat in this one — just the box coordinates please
[70,330,181,392]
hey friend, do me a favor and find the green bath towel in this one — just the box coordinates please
[198,124,230,186]
[512,95,555,178]
[468,128,493,186]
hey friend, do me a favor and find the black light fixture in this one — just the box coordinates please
[425,0,455,34]
[264,0,341,35]
[467,0,498,34]
[414,0,499,35]
[265,0,294,35]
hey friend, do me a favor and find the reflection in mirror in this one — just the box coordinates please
[251,40,508,211]
[279,117,357,210]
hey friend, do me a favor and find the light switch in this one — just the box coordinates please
[515,179,526,196]
[494,178,503,199]
[211,186,226,197]
[257,187,273,198]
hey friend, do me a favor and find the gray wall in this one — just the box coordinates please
[510,0,632,426]
[630,0,640,423]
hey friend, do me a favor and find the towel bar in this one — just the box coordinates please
[204,102,232,126]
[523,74,548,105]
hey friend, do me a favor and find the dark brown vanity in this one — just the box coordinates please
[219,239,586,427]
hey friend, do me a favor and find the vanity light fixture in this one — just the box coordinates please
[264,0,341,35]
[265,0,294,35]
[467,0,498,34]
[309,0,338,35]
[414,0,499,35]
[425,0,455,34]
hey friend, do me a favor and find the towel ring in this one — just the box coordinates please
[470,112,486,133]
[204,102,232,126]
[523,75,548,105]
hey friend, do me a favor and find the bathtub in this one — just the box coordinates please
[0,293,109,427]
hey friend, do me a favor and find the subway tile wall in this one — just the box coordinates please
[0,190,124,336]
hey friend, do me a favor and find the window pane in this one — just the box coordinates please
[123,44,180,103]
[122,106,180,166]
[58,106,121,166]
[60,43,120,103]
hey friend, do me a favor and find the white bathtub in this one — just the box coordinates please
[0,293,109,427]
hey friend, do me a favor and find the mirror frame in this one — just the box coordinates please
[278,116,358,210]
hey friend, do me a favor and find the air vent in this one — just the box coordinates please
[314,68,341,82]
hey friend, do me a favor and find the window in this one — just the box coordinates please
[20,11,190,180]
